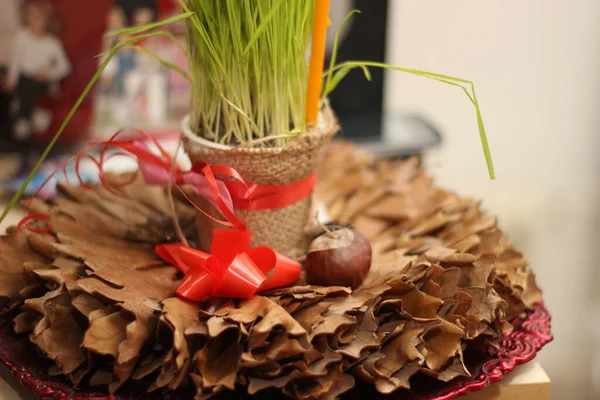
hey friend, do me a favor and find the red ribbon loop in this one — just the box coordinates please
[107,137,317,230]
[197,164,248,231]
[156,229,301,302]
[225,173,317,211]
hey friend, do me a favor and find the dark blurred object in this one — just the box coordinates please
[328,0,388,141]
[115,0,158,23]
[114,0,176,21]
[327,1,442,158]
[0,67,14,148]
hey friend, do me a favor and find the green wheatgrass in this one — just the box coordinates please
[183,0,314,146]
[0,6,496,225]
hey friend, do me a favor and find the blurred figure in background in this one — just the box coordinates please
[140,10,169,126]
[165,12,191,120]
[5,0,71,142]
[95,2,189,131]
[118,8,168,126]
[96,6,126,121]
[110,6,136,124]
[0,0,21,144]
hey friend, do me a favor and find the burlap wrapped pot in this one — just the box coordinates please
[182,104,339,259]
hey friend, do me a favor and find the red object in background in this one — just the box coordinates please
[157,0,178,19]
[36,0,113,145]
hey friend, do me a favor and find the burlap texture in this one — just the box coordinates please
[184,105,339,258]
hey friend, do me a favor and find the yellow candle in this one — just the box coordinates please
[306,0,332,126]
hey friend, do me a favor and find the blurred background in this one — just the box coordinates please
[384,2,600,399]
[1,1,598,399]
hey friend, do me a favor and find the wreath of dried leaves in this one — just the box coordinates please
[0,144,541,399]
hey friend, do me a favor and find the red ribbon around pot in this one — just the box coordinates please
[156,230,301,301]
[113,139,316,231]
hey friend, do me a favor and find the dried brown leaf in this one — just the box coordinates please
[153,297,200,390]
[53,241,164,277]
[13,310,41,334]
[83,310,132,357]
[341,186,386,224]
[71,293,106,318]
[26,233,58,258]
[0,231,48,307]
[422,320,464,371]
[352,215,389,242]
[31,301,85,374]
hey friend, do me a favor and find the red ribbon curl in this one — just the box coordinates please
[156,229,301,301]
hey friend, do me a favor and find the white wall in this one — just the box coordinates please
[384,1,600,399]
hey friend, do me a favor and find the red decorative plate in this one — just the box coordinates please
[0,302,552,400]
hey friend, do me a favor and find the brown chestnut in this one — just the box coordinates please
[305,228,372,289]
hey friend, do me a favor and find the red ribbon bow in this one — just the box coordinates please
[156,229,301,301]
[112,135,311,302]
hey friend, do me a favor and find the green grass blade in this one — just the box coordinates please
[323,60,495,179]
[417,75,475,104]
[184,3,239,101]
[129,45,191,82]
[106,11,193,37]
[324,66,350,96]
[323,64,371,97]
[242,0,286,56]
[98,30,187,58]
[322,10,360,101]
[471,85,495,179]
[220,95,260,133]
